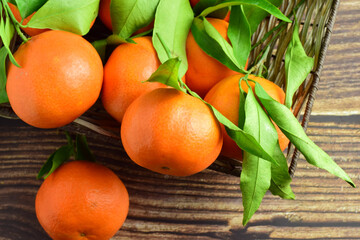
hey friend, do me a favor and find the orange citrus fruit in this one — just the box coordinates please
[185,18,239,98]
[101,36,165,123]
[6,30,103,128]
[204,74,290,161]
[35,160,129,240]
[121,88,223,176]
[224,11,230,22]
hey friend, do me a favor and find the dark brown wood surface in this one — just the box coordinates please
[1,1,360,240]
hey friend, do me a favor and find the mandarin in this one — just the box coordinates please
[204,74,290,161]
[35,160,129,240]
[6,30,103,128]
[121,88,223,176]
[101,36,165,122]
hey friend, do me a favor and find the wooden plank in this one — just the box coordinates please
[312,0,360,115]
[0,114,359,239]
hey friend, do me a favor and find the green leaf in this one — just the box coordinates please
[14,0,47,19]
[255,83,355,188]
[240,87,272,226]
[243,0,283,34]
[228,5,251,68]
[193,0,220,15]
[191,17,242,72]
[131,27,153,38]
[237,75,247,130]
[153,0,193,78]
[269,142,295,199]
[199,0,291,23]
[0,4,14,47]
[65,131,73,146]
[0,3,20,67]
[110,0,159,38]
[37,132,75,179]
[37,145,74,179]
[146,57,185,92]
[75,135,96,162]
[284,20,314,108]
[192,0,228,18]
[91,39,107,64]
[26,0,100,35]
[0,47,9,103]
[269,178,295,200]
[106,34,135,45]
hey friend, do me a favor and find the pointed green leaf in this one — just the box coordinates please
[146,58,185,92]
[153,0,193,78]
[26,0,99,35]
[110,0,159,38]
[238,77,247,130]
[37,145,74,179]
[255,83,355,187]
[91,39,107,64]
[240,87,272,226]
[193,0,220,14]
[191,17,242,72]
[0,47,9,103]
[0,7,14,47]
[75,135,96,162]
[269,178,295,200]
[0,5,20,67]
[131,28,153,38]
[228,5,251,68]
[199,0,291,23]
[192,0,228,18]
[284,20,314,108]
[106,34,135,45]
[14,0,47,19]
[243,0,283,34]
[269,142,295,199]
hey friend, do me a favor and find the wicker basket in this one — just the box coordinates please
[0,0,340,178]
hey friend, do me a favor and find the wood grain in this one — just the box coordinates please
[312,0,360,116]
[0,117,359,240]
[1,1,360,240]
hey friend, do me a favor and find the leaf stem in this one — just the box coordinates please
[2,0,29,43]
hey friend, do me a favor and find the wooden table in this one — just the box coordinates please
[1,2,359,239]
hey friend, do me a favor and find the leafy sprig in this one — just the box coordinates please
[37,133,96,179]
